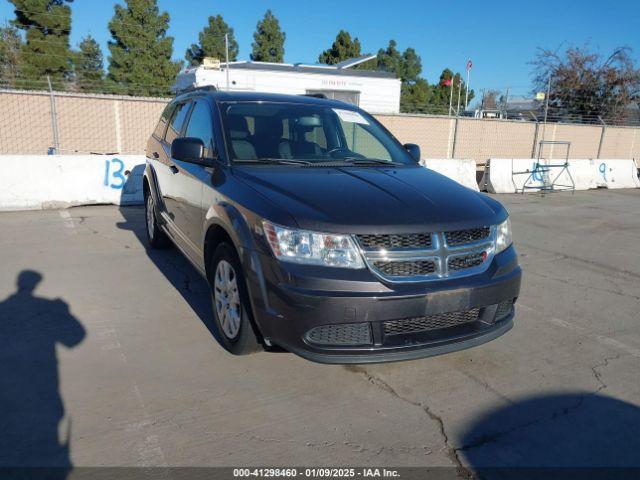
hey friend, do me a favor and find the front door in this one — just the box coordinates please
[167,99,217,262]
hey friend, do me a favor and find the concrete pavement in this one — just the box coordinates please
[1,190,639,477]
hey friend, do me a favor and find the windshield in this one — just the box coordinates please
[219,101,415,165]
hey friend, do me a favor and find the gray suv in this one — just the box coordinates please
[144,89,521,364]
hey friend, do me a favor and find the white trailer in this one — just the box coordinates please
[173,57,401,114]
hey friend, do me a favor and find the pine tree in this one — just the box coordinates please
[9,0,73,89]
[0,23,22,87]
[376,40,402,77]
[401,47,421,83]
[73,35,104,92]
[107,0,181,96]
[250,10,285,63]
[318,30,362,65]
[429,69,473,114]
[376,40,422,82]
[186,15,238,67]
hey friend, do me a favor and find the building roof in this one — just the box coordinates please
[223,60,396,79]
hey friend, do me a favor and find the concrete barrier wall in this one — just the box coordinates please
[421,158,479,191]
[483,158,640,193]
[0,155,145,210]
[1,155,636,211]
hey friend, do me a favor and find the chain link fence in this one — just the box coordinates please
[1,88,639,162]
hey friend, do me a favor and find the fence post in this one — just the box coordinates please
[47,75,61,154]
[530,112,539,158]
[451,116,460,159]
[114,100,122,153]
[597,116,606,159]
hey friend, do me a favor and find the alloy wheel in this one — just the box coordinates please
[214,260,241,340]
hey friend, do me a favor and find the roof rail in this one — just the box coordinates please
[301,93,327,99]
[177,85,218,95]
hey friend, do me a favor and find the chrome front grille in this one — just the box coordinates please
[445,227,491,246]
[356,227,495,282]
[373,260,437,276]
[356,233,432,250]
[448,252,486,271]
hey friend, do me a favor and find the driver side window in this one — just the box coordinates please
[184,101,215,158]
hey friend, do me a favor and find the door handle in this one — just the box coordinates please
[152,152,160,159]
[169,165,179,174]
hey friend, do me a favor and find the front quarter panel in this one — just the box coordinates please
[201,166,299,321]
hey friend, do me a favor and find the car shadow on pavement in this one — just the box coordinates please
[116,203,218,341]
[460,392,640,479]
[0,270,86,479]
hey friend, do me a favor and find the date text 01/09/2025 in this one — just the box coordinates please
[233,468,401,478]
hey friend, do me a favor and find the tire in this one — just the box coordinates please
[209,243,261,355]
[144,189,171,249]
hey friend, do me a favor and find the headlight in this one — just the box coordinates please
[263,221,364,269]
[495,217,512,253]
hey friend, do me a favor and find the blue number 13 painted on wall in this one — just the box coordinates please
[104,158,126,189]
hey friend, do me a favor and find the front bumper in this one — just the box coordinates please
[245,245,522,364]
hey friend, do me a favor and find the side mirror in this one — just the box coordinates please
[404,143,421,163]
[171,137,215,166]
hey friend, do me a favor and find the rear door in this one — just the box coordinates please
[158,101,192,236]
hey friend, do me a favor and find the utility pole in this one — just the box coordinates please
[541,75,551,143]
[503,87,510,118]
[448,77,454,116]
[464,59,472,110]
[225,33,230,91]
[543,75,551,124]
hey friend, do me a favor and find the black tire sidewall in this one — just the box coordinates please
[144,190,170,249]
[210,243,260,355]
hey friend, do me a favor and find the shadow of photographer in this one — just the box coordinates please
[0,270,85,478]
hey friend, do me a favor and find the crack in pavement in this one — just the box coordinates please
[347,351,627,478]
[451,353,626,455]
[590,353,622,392]
[344,366,473,479]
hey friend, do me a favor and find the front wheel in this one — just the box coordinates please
[144,191,171,249]
[210,243,261,355]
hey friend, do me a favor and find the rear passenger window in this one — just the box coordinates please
[154,103,175,139]
[164,102,191,144]
[184,101,215,157]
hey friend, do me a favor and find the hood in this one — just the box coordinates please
[233,165,506,233]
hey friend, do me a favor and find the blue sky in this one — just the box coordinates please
[1,0,639,97]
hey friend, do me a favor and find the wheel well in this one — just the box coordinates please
[204,225,234,281]
[142,177,150,197]
[203,224,265,345]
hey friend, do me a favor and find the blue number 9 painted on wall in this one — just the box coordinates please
[532,162,544,183]
[599,162,607,182]
[103,158,126,190]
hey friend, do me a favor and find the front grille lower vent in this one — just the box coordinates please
[445,227,491,246]
[448,252,486,271]
[383,308,481,335]
[373,260,436,277]
[305,322,373,346]
[356,233,432,250]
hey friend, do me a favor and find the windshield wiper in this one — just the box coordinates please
[341,157,402,166]
[234,158,313,166]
